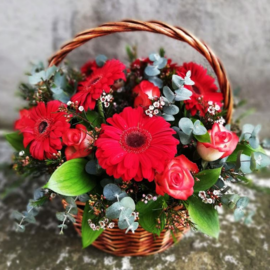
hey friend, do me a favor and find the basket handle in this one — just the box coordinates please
[48,19,233,123]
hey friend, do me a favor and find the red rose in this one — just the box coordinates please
[197,123,239,161]
[155,155,199,200]
[62,124,94,160]
[133,81,160,108]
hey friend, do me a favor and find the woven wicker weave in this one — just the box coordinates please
[62,200,188,256]
[54,20,233,256]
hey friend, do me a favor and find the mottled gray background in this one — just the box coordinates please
[0,0,270,137]
[1,1,270,270]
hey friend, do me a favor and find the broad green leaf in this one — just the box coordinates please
[194,132,211,143]
[194,167,222,192]
[136,195,168,236]
[44,159,96,196]
[5,132,28,152]
[186,195,219,238]
[226,143,265,162]
[86,110,103,127]
[82,202,103,248]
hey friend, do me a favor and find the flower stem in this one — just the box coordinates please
[97,100,106,123]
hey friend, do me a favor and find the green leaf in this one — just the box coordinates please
[44,159,96,196]
[226,143,265,162]
[136,195,168,236]
[194,132,211,143]
[82,202,103,248]
[194,167,222,192]
[186,195,219,238]
[5,132,27,152]
[86,110,103,127]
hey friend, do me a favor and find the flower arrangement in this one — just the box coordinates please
[6,46,270,254]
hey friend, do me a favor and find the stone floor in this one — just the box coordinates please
[1,140,270,270]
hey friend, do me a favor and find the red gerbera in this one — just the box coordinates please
[71,59,126,110]
[95,107,179,182]
[15,101,70,160]
[80,60,98,76]
[177,62,223,116]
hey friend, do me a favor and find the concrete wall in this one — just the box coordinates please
[0,0,270,136]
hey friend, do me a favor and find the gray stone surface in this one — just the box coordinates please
[0,0,270,137]
[1,140,270,270]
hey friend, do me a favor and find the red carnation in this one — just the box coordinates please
[62,124,94,160]
[15,101,70,160]
[71,59,126,110]
[133,80,161,108]
[177,62,223,116]
[95,107,179,182]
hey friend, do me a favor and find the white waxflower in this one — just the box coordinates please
[67,101,72,106]
[19,151,25,157]
[149,105,154,111]
[198,191,206,198]
[153,101,160,108]
[78,106,84,112]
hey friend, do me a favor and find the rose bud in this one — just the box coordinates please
[155,155,199,200]
[197,123,239,161]
[62,124,94,160]
[133,80,160,108]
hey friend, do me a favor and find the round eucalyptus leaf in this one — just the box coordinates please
[178,131,192,145]
[148,76,163,88]
[95,54,107,67]
[33,188,44,200]
[149,53,160,62]
[193,120,207,135]
[162,114,175,121]
[163,86,175,102]
[155,57,167,69]
[175,88,192,101]
[78,194,90,202]
[234,208,245,222]
[163,105,179,115]
[145,65,160,76]
[105,202,123,219]
[249,136,259,149]
[85,160,98,175]
[120,197,135,211]
[103,184,121,201]
[179,118,194,135]
[11,210,24,221]
[172,74,184,89]
[56,212,66,222]
[236,197,249,209]
[126,221,139,233]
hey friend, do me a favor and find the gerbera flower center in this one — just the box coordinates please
[192,85,201,94]
[38,121,48,134]
[120,127,152,153]
[89,76,101,85]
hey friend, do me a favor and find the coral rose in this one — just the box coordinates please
[155,155,199,200]
[62,124,94,160]
[197,123,239,161]
[133,81,160,108]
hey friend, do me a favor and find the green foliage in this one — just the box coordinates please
[126,45,137,63]
[186,195,219,238]
[44,159,97,196]
[5,132,28,153]
[82,202,103,248]
[194,167,222,192]
[86,110,103,127]
[136,195,168,236]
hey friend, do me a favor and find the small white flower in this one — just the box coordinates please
[153,101,160,108]
[101,97,106,102]
[208,107,215,115]
[160,101,165,106]
[19,150,25,157]
[149,105,154,111]
[213,190,220,196]
[153,109,159,115]
[90,223,96,230]
[198,191,206,198]
[215,104,220,110]
[78,106,84,112]
[108,222,115,229]
[208,101,213,105]
[207,198,213,204]
[153,196,157,201]
[67,101,72,106]
[104,102,110,108]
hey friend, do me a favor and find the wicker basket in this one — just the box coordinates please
[53,20,233,256]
